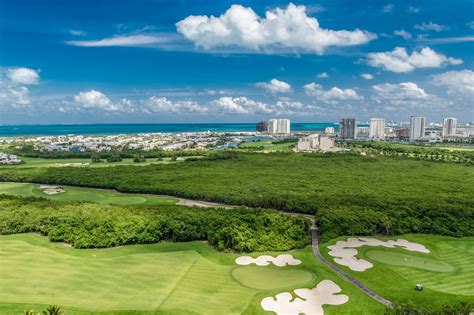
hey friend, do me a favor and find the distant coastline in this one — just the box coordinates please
[0,123,340,137]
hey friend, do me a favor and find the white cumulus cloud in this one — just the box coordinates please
[304,83,363,102]
[255,79,292,93]
[176,3,376,54]
[394,29,412,40]
[432,70,474,98]
[360,73,374,80]
[372,82,448,110]
[367,47,462,73]
[143,96,206,113]
[211,96,272,114]
[414,22,450,32]
[317,72,329,78]
[7,68,40,85]
[74,90,130,111]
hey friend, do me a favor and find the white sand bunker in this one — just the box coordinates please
[261,280,348,315]
[235,254,301,267]
[40,185,65,195]
[328,237,430,272]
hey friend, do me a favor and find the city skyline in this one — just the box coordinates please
[1,0,473,125]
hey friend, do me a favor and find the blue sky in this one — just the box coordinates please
[0,0,473,124]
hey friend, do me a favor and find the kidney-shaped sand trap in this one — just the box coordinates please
[328,237,430,272]
[261,279,349,315]
[235,254,301,267]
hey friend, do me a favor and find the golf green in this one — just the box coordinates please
[321,234,474,309]
[365,250,454,272]
[232,266,314,290]
[0,182,177,206]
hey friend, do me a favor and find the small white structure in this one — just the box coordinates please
[325,127,335,134]
[261,280,349,315]
[297,134,336,152]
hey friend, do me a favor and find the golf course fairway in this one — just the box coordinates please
[0,234,385,315]
[0,182,177,206]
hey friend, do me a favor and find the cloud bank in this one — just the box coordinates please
[176,3,376,54]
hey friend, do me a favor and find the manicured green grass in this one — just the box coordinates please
[0,233,385,314]
[0,182,177,206]
[238,140,295,151]
[3,156,188,168]
[321,234,474,309]
[365,250,454,273]
[232,266,314,290]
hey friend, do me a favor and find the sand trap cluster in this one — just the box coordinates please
[328,237,430,272]
[261,280,349,315]
[40,185,65,195]
[235,254,301,267]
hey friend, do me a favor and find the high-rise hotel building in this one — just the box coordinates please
[409,116,426,142]
[369,118,385,140]
[257,119,291,134]
[339,118,357,140]
[442,117,457,137]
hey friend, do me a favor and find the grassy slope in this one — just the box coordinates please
[0,182,177,206]
[0,234,384,315]
[320,234,474,308]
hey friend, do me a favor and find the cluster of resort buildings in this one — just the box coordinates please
[0,152,22,164]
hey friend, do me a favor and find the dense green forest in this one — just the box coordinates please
[1,153,472,241]
[0,195,310,251]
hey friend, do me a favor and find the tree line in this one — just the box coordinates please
[0,195,311,252]
[0,152,471,242]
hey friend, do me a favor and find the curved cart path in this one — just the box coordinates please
[310,226,393,307]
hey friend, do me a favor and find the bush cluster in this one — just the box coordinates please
[0,195,311,252]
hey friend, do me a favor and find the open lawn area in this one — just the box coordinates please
[0,234,384,315]
[0,182,177,206]
[238,139,296,152]
[320,234,474,309]
[2,156,191,168]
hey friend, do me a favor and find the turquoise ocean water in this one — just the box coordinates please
[0,123,340,137]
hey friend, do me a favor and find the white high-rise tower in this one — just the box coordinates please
[409,116,426,142]
[369,118,385,139]
[442,117,457,137]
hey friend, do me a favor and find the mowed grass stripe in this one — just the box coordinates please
[159,257,255,314]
